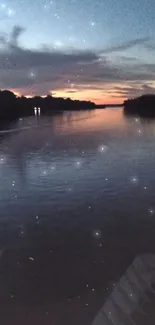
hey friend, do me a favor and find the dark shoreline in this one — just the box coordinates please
[124,94,155,117]
[0,90,96,121]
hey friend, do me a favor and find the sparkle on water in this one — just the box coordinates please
[1,109,155,325]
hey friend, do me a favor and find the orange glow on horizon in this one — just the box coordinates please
[10,87,125,104]
[53,89,125,104]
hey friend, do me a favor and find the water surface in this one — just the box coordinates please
[0,108,155,325]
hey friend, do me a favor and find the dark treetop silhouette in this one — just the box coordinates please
[124,94,155,117]
[0,90,96,120]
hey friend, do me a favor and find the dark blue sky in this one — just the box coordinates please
[0,0,155,103]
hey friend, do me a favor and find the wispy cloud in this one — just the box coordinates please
[101,37,150,54]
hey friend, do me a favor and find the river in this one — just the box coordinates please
[0,108,155,325]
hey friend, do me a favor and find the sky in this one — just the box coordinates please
[0,0,155,104]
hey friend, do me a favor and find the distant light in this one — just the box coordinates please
[135,118,139,123]
[54,40,63,47]
[91,22,95,26]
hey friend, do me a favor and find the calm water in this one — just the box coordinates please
[0,108,155,325]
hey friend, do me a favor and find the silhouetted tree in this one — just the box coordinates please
[124,94,155,117]
[0,89,96,120]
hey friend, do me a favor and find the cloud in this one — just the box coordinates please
[112,83,155,98]
[10,25,25,48]
[101,37,150,54]
[145,43,155,51]
[0,25,155,101]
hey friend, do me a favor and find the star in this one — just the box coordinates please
[1,4,6,9]
[75,161,82,168]
[98,144,108,153]
[131,176,138,184]
[7,8,15,16]
[93,230,101,238]
[29,71,36,79]
[149,208,154,215]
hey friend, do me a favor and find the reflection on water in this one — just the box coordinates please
[1,109,155,325]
